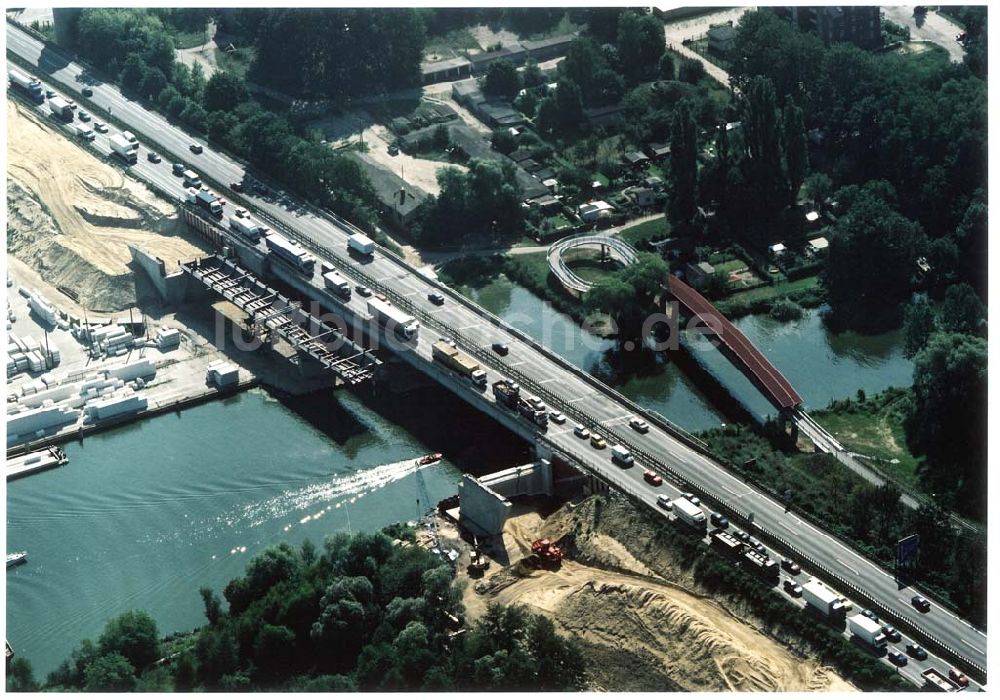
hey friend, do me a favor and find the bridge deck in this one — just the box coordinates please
[667,274,802,410]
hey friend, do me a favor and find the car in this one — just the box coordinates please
[45,89,55,98]
[911,595,931,613]
[147,152,161,163]
[234,208,247,218]
[887,649,908,667]
[643,469,663,487]
[838,597,854,612]
[78,110,90,121]
[656,494,673,510]
[710,512,729,529]
[492,341,509,356]
[860,609,878,622]
[905,643,928,661]
[388,143,399,156]
[748,536,765,554]
[783,579,803,597]
[880,625,901,643]
[437,336,457,348]
[957,31,968,43]
[190,143,203,154]
[548,410,566,425]
[629,417,650,433]
[375,292,388,302]
[781,558,801,575]
[428,292,445,305]
[949,669,970,688]
[82,86,93,97]
[230,181,244,193]
[172,163,186,175]
[355,285,373,297]
[590,434,607,449]
[216,197,227,207]
[93,121,108,133]
[573,424,590,439]
[733,529,750,543]
[66,99,77,110]
[681,492,701,506]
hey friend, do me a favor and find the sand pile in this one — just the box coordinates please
[6,100,208,311]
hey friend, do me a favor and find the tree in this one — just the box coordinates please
[658,52,676,80]
[740,76,786,216]
[253,624,297,677]
[484,59,520,99]
[491,128,516,154]
[803,172,833,210]
[906,333,987,517]
[204,71,250,112]
[616,10,665,85]
[939,283,985,336]
[522,59,545,88]
[782,96,808,204]
[311,575,375,655]
[84,653,137,692]
[200,586,223,625]
[902,297,936,359]
[668,100,698,227]
[139,65,168,99]
[97,610,160,671]
[6,658,37,692]
[119,54,147,94]
[553,79,583,131]
[677,58,706,84]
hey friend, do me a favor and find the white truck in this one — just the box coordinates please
[672,497,706,529]
[229,215,262,242]
[348,232,375,257]
[801,579,844,618]
[611,444,634,467]
[186,187,222,217]
[74,124,95,141]
[109,133,138,164]
[848,614,887,648]
[322,270,351,299]
[48,95,73,121]
[8,68,44,102]
[367,297,419,341]
[265,233,316,274]
[183,170,202,188]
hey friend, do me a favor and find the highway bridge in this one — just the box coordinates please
[6,21,986,683]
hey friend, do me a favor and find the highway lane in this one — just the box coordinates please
[8,22,987,678]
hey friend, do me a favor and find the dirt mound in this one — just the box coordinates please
[6,99,208,311]
[468,498,855,692]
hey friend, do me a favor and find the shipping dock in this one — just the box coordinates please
[6,445,67,480]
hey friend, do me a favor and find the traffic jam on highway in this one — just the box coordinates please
[6,46,985,691]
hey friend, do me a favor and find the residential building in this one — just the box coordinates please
[769,6,882,50]
[686,261,716,288]
[521,34,577,61]
[707,22,738,54]
[578,200,615,223]
[352,153,429,230]
[421,56,472,84]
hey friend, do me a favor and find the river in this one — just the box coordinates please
[7,384,527,678]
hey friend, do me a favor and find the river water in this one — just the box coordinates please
[6,385,526,678]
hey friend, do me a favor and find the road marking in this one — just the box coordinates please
[835,558,859,575]
[538,378,559,385]
[722,485,739,495]
[961,639,985,654]
[568,397,588,404]
[457,324,479,331]
[601,414,633,425]
[509,361,526,367]
[778,521,796,532]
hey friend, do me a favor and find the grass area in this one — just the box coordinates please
[684,38,734,73]
[887,41,951,71]
[566,258,620,284]
[170,28,209,50]
[617,216,669,245]
[522,13,584,41]
[424,28,481,58]
[810,388,922,489]
[716,275,823,318]
[215,47,254,78]
[713,259,746,275]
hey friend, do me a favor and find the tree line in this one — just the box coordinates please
[8,528,585,692]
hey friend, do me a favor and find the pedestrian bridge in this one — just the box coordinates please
[547,233,640,295]
[665,274,802,411]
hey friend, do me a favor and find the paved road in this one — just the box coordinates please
[880,6,967,63]
[662,7,751,89]
[7,21,986,681]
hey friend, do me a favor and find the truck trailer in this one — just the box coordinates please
[672,497,706,529]
[921,668,961,692]
[432,341,487,388]
[517,397,548,427]
[109,133,138,164]
[48,95,73,122]
[186,187,222,217]
[492,379,520,410]
[265,233,315,274]
[367,297,419,341]
[801,579,844,618]
[711,530,745,557]
[743,549,779,580]
[229,215,262,242]
[348,232,375,257]
[322,271,351,299]
[9,68,44,103]
[848,614,887,648]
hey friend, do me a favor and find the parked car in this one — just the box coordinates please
[887,649,908,667]
[428,292,445,305]
[78,110,90,121]
[781,558,801,575]
[656,494,673,510]
[881,625,901,643]
[82,86,93,97]
[911,595,931,613]
[710,512,729,529]
[681,492,700,506]
[492,341,509,356]
[147,151,161,163]
[190,143,203,154]
[949,669,969,688]
[643,469,663,487]
[548,410,566,425]
[589,434,607,449]
[573,424,590,439]
[172,163,185,175]
[355,285,373,297]
[906,643,928,661]
[629,417,650,433]
[783,579,803,597]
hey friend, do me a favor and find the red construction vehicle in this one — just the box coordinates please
[531,538,563,567]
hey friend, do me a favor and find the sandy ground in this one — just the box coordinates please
[457,499,855,693]
[6,99,208,311]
